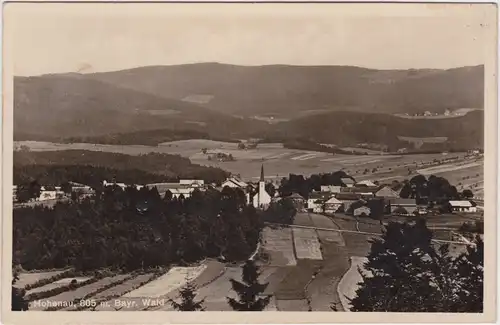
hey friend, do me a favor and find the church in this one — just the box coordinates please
[252,164,272,209]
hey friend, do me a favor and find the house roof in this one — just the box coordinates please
[389,198,417,206]
[375,186,400,198]
[335,193,361,201]
[340,178,355,185]
[325,197,342,204]
[354,206,370,212]
[449,200,473,207]
[223,177,248,188]
[356,180,377,187]
[309,192,333,200]
[341,186,379,194]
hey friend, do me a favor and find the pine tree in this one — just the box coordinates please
[169,282,205,311]
[227,260,270,311]
[349,219,484,312]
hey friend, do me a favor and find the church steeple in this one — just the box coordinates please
[260,164,265,182]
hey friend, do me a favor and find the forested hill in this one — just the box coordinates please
[14,150,229,186]
[269,110,484,151]
[13,75,268,139]
[88,63,484,117]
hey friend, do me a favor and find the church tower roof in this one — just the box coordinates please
[260,164,265,182]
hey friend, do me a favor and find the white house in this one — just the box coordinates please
[449,200,477,213]
[252,165,271,209]
[307,192,332,213]
[320,185,342,194]
[324,197,343,214]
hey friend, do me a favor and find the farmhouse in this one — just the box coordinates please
[145,180,206,199]
[324,197,343,214]
[221,177,247,189]
[336,193,362,212]
[307,192,333,213]
[69,182,95,196]
[252,165,271,209]
[320,185,342,194]
[448,200,477,213]
[354,206,371,217]
[389,198,417,215]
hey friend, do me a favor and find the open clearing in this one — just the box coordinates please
[337,256,370,312]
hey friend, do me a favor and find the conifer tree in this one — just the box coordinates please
[169,282,205,311]
[349,219,484,312]
[227,260,270,311]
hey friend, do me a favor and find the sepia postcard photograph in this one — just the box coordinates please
[1,2,498,324]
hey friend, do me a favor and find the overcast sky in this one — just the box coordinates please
[4,3,495,76]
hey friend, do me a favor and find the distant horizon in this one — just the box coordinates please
[15,62,485,78]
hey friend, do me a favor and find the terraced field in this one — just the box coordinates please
[15,212,477,312]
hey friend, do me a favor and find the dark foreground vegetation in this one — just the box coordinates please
[351,219,483,312]
[13,186,263,271]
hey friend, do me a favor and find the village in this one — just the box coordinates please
[13,163,482,219]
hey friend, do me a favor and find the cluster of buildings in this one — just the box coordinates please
[13,165,478,216]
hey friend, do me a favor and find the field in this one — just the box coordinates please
[30,274,129,311]
[261,227,297,266]
[14,269,71,289]
[16,141,483,193]
[123,266,206,298]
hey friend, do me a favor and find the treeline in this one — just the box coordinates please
[278,171,355,199]
[399,175,462,205]
[13,186,263,271]
[62,129,240,146]
[14,150,229,185]
[14,165,169,190]
[282,138,366,155]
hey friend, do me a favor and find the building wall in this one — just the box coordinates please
[325,203,342,214]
